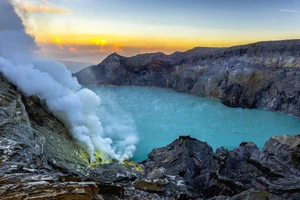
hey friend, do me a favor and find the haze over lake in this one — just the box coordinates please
[90,85,300,161]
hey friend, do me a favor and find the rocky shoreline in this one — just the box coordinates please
[75,40,300,118]
[1,40,300,199]
[0,71,300,199]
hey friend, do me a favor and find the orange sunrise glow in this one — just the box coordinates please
[12,0,299,63]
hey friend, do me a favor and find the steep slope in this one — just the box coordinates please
[0,73,135,199]
[1,72,300,199]
[75,39,300,118]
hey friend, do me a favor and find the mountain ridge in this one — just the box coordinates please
[1,72,300,199]
[75,39,300,118]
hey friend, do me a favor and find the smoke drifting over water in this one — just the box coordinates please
[0,0,138,162]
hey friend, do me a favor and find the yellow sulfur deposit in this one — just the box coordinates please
[122,160,143,171]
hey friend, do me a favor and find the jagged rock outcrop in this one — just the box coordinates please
[142,135,300,199]
[0,73,132,199]
[1,64,300,199]
[75,39,300,118]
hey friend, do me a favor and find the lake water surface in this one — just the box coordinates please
[89,86,300,161]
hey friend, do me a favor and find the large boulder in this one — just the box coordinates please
[142,135,300,199]
[144,136,217,191]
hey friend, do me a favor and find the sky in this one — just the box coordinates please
[12,0,300,64]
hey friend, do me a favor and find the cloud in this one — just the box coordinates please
[89,39,113,53]
[89,39,107,46]
[68,45,78,53]
[280,9,300,13]
[52,37,64,49]
[55,37,62,44]
[111,44,123,53]
[18,3,70,14]
[52,38,78,52]
[39,42,177,64]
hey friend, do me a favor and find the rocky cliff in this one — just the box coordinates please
[1,71,300,199]
[0,73,139,199]
[75,39,300,118]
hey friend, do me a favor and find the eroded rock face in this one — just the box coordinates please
[142,135,300,199]
[1,72,300,199]
[75,40,300,118]
[0,73,130,199]
[144,136,217,191]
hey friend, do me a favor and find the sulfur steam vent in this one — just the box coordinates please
[0,0,138,163]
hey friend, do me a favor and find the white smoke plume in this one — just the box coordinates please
[0,0,138,162]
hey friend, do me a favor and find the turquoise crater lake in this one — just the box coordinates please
[89,86,300,161]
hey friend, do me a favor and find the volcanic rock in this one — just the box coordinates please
[142,135,300,199]
[1,55,300,200]
[75,40,300,118]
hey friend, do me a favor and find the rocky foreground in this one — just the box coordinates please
[0,72,300,199]
[75,39,300,118]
